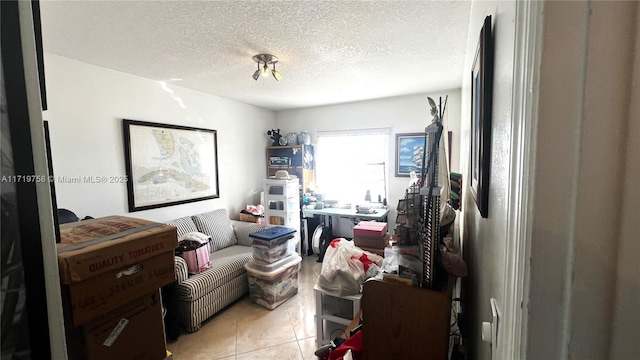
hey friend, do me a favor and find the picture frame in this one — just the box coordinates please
[395,133,427,177]
[123,119,219,212]
[470,15,494,218]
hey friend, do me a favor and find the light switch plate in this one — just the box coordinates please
[490,298,500,355]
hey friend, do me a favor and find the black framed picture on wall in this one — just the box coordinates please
[470,15,494,218]
[395,133,427,177]
[122,119,220,212]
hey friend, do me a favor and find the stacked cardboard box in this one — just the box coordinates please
[66,290,167,360]
[353,221,389,257]
[57,216,178,360]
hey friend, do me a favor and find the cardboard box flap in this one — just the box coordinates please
[58,216,164,253]
[57,216,177,284]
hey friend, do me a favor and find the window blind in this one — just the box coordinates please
[315,128,389,203]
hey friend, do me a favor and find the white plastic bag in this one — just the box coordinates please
[316,238,383,296]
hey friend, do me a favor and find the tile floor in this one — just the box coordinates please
[167,254,323,359]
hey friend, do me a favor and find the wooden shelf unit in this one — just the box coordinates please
[266,145,315,193]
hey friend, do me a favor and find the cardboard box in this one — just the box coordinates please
[357,245,386,257]
[62,250,176,327]
[57,216,177,284]
[57,216,177,326]
[353,221,388,238]
[354,233,390,249]
[67,290,167,360]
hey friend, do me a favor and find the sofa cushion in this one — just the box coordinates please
[166,216,199,238]
[231,220,268,247]
[193,209,237,251]
[176,245,252,301]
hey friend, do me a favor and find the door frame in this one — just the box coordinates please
[500,0,544,358]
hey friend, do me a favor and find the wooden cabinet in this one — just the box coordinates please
[361,279,451,360]
[266,145,315,193]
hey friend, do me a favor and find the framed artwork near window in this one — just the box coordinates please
[470,15,494,218]
[395,133,427,177]
[123,119,219,212]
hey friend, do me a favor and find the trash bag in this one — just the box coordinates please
[316,238,383,296]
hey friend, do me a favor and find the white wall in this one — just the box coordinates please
[610,3,640,358]
[459,2,516,359]
[276,90,462,232]
[528,1,639,359]
[459,2,639,359]
[44,54,276,223]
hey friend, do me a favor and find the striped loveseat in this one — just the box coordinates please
[165,208,266,332]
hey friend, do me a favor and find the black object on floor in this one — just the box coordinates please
[306,216,321,256]
[161,281,181,341]
[317,226,331,262]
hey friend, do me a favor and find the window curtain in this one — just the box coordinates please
[315,129,389,204]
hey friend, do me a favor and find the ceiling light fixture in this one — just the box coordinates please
[252,54,281,82]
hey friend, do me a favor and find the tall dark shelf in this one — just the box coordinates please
[266,145,315,193]
[266,145,316,255]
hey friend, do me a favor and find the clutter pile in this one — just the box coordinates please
[239,204,265,224]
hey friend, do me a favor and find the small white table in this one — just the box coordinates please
[313,284,362,348]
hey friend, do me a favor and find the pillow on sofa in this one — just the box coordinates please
[166,216,199,238]
[192,209,238,251]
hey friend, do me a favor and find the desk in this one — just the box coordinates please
[302,206,389,261]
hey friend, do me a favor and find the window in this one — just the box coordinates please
[315,129,389,204]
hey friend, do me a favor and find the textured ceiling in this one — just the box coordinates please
[39,1,471,111]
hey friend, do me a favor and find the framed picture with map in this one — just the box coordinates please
[123,119,219,212]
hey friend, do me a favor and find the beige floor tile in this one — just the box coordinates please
[236,340,303,360]
[297,337,318,360]
[235,297,291,326]
[284,287,315,308]
[169,255,321,359]
[235,302,297,353]
[167,311,237,359]
[286,262,319,340]
[286,299,316,340]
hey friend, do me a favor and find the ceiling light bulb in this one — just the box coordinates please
[261,63,269,77]
[272,64,282,81]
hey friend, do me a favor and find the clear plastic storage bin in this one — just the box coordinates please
[251,234,293,263]
[244,252,302,310]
